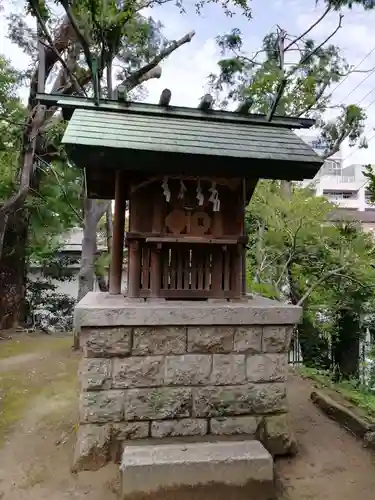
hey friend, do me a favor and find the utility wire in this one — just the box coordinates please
[356,85,375,106]
[330,49,375,163]
[338,67,375,103]
[342,91,375,162]
[330,45,375,98]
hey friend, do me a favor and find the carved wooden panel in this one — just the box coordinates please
[126,175,246,299]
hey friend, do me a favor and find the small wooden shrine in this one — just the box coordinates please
[37,91,322,300]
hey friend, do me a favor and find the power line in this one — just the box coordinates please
[312,47,375,166]
[357,85,375,106]
[338,67,375,103]
[330,45,375,97]
[343,131,375,162]
[367,93,375,110]
[342,92,375,162]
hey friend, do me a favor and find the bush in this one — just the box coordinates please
[25,278,76,332]
[25,253,78,332]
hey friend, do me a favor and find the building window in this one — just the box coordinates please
[320,160,342,176]
[323,190,358,201]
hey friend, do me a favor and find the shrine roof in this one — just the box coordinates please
[37,93,323,198]
[61,106,321,164]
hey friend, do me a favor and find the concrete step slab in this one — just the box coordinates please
[120,439,274,500]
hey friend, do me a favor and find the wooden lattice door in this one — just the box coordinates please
[126,177,246,299]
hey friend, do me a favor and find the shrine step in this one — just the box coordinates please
[120,440,275,500]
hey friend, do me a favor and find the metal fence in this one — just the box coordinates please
[288,328,375,389]
[288,328,303,365]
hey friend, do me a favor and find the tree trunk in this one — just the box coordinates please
[286,262,331,369]
[73,199,109,350]
[105,203,113,288]
[0,211,28,329]
[298,312,331,369]
[77,199,109,302]
[332,309,360,379]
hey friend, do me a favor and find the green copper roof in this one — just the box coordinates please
[62,108,322,166]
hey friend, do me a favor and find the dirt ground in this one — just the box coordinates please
[1,334,375,500]
[276,375,375,500]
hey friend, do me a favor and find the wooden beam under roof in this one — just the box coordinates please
[35,92,316,129]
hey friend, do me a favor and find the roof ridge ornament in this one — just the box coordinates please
[236,97,254,115]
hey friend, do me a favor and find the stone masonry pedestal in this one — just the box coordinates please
[72,292,301,472]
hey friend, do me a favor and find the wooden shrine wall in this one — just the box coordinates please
[126,177,246,299]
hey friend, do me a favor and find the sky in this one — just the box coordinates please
[1,0,375,166]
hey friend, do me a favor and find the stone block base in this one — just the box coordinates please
[120,440,274,500]
[73,293,301,471]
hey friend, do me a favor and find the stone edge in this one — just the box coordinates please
[120,440,274,495]
[74,292,302,328]
[310,390,375,446]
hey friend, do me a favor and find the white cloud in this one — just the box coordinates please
[144,37,219,106]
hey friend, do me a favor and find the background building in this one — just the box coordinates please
[29,228,128,299]
[300,134,374,213]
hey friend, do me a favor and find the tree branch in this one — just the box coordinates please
[296,264,347,306]
[267,13,343,121]
[323,126,348,159]
[30,0,87,96]
[267,27,287,121]
[136,0,173,10]
[334,273,367,288]
[35,154,83,222]
[300,14,343,67]
[274,218,303,287]
[0,106,45,256]
[28,13,75,107]
[38,39,87,96]
[285,6,331,51]
[297,81,330,117]
[115,30,196,94]
[59,0,93,71]
[339,67,375,76]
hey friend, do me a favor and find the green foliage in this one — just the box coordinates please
[27,159,83,261]
[300,366,375,418]
[210,0,375,375]
[0,55,82,262]
[210,14,367,157]
[246,181,375,371]
[363,164,375,202]
[0,56,25,201]
[320,0,375,9]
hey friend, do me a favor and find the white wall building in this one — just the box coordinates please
[313,163,373,212]
[29,228,128,300]
[300,134,374,212]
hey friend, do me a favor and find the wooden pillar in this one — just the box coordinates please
[128,241,140,297]
[109,170,126,295]
[127,187,141,298]
[241,248,246,295]
[211,247,223,297]
[230,245,242,298]
[150,194,163,297]
[241,178,247,296]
